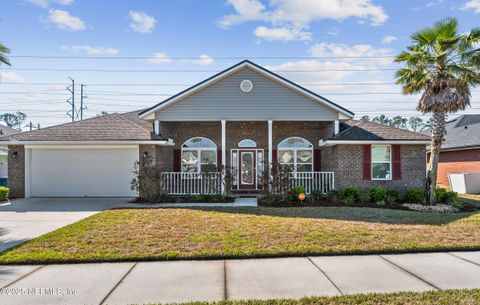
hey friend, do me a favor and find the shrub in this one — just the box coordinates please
[448,199,464,209]
[311,189,323,201]
[360,193,370,204]
[327,190,341,203]
[367,186,388,204]
[435,188,457,203]
[0,186,9,201]
[343,195,357,205]
[341,187,360,203]
[404,188,423,203]
[386,189,400,206]
[288,186,306,202]
[260,194,288,206]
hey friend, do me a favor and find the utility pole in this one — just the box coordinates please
[80,84,87,120]
[66,77,75,122]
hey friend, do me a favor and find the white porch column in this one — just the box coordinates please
[334,120,340,135]
[154,120,160,135]
[221,120,226,194]
[268,120,273,165]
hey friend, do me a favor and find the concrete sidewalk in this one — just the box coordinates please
[0,252,479,305]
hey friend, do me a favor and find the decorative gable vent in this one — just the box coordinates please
[240,79,253,93]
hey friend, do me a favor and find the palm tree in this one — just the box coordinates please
[395,17,480,205]
[0,43,10,66]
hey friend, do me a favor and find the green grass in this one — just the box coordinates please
[164,289,480,305]
[0,206,479,264]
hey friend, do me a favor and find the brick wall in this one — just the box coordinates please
[436,149,480,187]
[323,144,426,192]
[7,145,25,198]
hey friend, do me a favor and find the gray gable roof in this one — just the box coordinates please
[0,124,18,137]
[434,114,480,150]
[330,120,430,141]
[0,111,164,142]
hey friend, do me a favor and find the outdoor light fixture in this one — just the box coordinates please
[143,151,149,158]
[12,151,17,159]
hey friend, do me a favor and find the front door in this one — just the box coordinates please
[239,150,256,189]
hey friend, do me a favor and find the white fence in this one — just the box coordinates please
[289,172,335,194]
[160,172,223,195]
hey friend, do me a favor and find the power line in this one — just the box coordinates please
[8,55,396,60]
[0,67,398,73]
[1,81,397,86]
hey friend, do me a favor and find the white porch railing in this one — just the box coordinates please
[161,171,334,196]
[289,172,335,194]
[160,172,223,195]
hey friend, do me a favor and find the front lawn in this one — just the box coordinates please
[172,289,480,305]
[0,206,479,264]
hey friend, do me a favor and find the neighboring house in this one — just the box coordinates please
[0,124,19,186]
[0,60,430,198]
[425,115,480,188]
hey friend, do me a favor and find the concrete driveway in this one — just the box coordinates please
[0,198,129,252]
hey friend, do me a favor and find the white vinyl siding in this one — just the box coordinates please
[28,147,138,197]
[155,67,339,121]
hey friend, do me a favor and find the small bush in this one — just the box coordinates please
[386,189,400,206]
[287,186,306,202]
[448,199,464,209]
[367,186,388,204]
[435,188,457,203]
[327,190,341,203]
[360,193,370,204]
[341,186,360,203]
[311,189,324,201]
[404,188,423,203]
[0,186,9,201]
[260,194,288,206]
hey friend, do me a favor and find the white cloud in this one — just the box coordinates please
[266,42,394,86]
[60,45,119,55]
[191,55,214,65]
[26,0,73,8]
[254,26,311,41]
[310,42,392,65]
[267,60,364,83]
[461,0,480,13]
[219,0,388,41]
[381,35,397,44]
[0,72,28,84]
[179,55,214,65]
[48,9,85,31]
[327,27,340,36]
[129,11,157,33]
[148,52,171,64]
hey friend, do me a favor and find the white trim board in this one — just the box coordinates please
[140,61,354,120]
[5,140,173,146]
[320,140,430,146]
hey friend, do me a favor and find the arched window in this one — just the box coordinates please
[238,139,257,148]
[277,137,313,172]
[181,137,217,172]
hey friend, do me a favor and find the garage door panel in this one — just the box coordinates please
[30,148,139,197]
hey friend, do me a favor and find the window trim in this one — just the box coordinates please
[277,137,314,173]
[371,144,392,181]
[181,137,217,173]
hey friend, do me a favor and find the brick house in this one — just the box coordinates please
[425,115,480,188]
[0,124,18,186]
[0,60,430,198]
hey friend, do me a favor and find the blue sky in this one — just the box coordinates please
[1,0,480,128]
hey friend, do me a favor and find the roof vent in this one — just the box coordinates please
[240,80,253,93]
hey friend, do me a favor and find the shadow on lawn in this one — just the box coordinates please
[181,206,479,226]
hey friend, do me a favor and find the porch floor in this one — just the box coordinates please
[115,197,258,208]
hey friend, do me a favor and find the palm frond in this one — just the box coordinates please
[0,43,11,66]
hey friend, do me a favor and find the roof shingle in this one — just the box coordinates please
[0,111,163,142]
[330,120,430,141]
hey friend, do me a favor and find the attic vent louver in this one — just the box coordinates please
[240,80,253,93]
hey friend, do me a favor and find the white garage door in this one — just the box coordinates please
[29,147,139,197]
